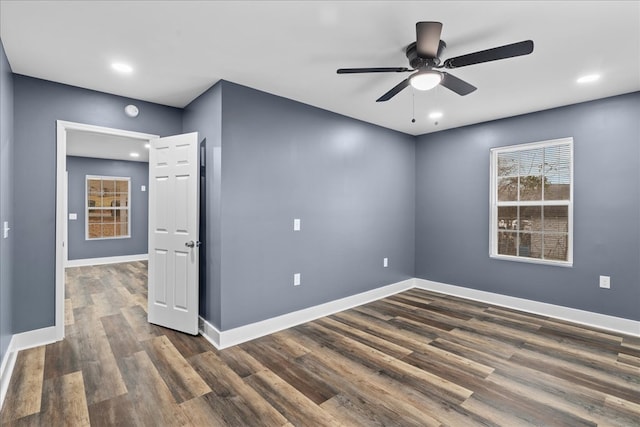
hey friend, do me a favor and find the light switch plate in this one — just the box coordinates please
[293,218,301,231]
[599,275,611,289]
[3,221,9,239]
[69,213,77,220]
[141,185,146,192]
[294,273,301,286]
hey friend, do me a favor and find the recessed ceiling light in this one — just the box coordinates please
[429,111,443,119]
[144,143,150,149]
[577,74,600,84]
[130,152,140,158]
[112,62,133,73]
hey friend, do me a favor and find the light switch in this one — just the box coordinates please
[294,273,301,286]
[3,221,9,239]
[69,213,77,220]
[293,218,301,231]
[141,185,146,192]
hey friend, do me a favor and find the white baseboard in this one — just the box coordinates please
[198,277,639,349]
[198,317,221,350]
[0,336,17,412]
[11,326,59,352]
[0,325,60,411]
[415,279,640,337]
[200,278,415,349]
[66,253,148,267]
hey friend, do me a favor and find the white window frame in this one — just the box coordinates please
[85,175,132,240]
[489,137,574,267]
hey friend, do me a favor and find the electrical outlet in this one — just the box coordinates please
[599,275,610,289]
[294,273,301,286]
[383,257,388,267]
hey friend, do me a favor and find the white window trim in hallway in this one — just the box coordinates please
[85,175,132,240]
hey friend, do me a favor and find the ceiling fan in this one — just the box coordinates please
[337,22,534,102]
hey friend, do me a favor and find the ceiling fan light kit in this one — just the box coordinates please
[337,21,534,102]
[410,70,442,91]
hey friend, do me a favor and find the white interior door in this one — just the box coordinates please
[148,132,200,335]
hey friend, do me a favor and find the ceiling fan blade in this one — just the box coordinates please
[337,67,411,74]
[416,21,443,58]
[443,40,534,69]
[376,78,411,102]
[440,72,477,96]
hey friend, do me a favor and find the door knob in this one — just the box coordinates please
[185,240,201,248]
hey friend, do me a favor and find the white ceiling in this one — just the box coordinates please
[67,130,150,162]
[1,1,639,136]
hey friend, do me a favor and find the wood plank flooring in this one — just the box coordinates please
[1,261,639,426]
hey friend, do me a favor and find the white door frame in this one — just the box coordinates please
[55,120,158,340]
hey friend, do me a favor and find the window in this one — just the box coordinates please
[490,138,573,266]
[86,176,131,240]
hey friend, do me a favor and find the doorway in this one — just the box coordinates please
[55,120,159,340]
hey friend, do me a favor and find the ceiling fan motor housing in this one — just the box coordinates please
[406,40,446,68]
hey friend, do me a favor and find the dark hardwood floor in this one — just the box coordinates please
[1,261,639,426]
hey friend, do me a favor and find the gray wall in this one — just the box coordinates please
[0,39,14,364]
[415,92,640,321]
[218,81,415,330]
[183,81,223,327]
[66,156,149,261]
[12,75,182,333]
[8,69,638,341]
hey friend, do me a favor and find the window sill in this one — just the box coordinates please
[490,253,573,268]
[85,236,132,241]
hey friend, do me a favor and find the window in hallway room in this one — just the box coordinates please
[86,175,131,239]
